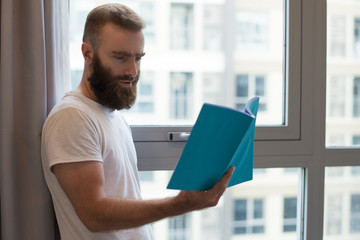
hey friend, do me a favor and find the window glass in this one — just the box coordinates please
[170,3,194,50]
[283,197,297,232]
[203,5,222,51]
[326,0,360,148]
[170,72,194,120]
[324,166,360,239]
[169,214,192,240]
[69,0,286,126]
[350,194,360,233]
[140,168,302,239]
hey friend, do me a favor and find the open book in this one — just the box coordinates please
[167,97,260,191]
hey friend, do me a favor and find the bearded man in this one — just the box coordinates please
[41,3,234,240]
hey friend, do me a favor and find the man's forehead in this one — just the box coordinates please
[101,23,144,39]
[99,23,144,52]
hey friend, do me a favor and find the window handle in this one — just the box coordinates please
[167,132,190,142]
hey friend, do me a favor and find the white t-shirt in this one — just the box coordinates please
[41,91,153,240]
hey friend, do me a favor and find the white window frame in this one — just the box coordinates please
[132,1,360,240]
[133,0,303,169]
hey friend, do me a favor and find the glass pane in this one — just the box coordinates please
[69,0,286,126]
[323,166,360,239]
[140,168,302,239]
[326,0,360,148]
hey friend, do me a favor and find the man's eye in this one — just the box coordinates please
[114,56,128,61]
[135,57,142,62]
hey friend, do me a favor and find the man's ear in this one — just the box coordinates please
[81,43,94,64]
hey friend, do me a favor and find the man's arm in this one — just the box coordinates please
[53,161,234,232]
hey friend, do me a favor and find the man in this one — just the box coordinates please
[41,3,234,239]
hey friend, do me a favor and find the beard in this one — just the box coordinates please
[87,53,139,111]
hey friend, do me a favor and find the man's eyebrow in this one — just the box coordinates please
[112,51,146,57]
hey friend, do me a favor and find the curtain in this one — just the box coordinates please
[0,0,69,239]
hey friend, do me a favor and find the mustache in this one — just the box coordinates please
[115,75,135,81]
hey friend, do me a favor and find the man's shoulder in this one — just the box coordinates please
[43,92,95,129]
[48,91,95,118]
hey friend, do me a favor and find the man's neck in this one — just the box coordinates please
[75,78,98,104]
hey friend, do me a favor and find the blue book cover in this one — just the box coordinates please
[167,97,260,191]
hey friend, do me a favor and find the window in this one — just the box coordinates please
[132,71,155,113]
[325,195,342,235]
[138,171,154,182]
[328,75,346,117]
[170,3,194,50]
[170,72,194,120]
[329,16,346,57]
[354,77,360,117]
[69,0,290,128]
[354,18,360,58]
[353,136,360,146]
[138,2,156,45]
[350,194,360,233]
[203,4,222,51]
[324,167,360,239]
[140,168,301,239]
[169,214,192,240]
[327,167,344,178]
[326,1,360,148]
[202,73,222,104]
[235,74,267,113]
[283,197,297,232]
[352,166,360,176]
[235,11,268,51]
[233,198,265,235]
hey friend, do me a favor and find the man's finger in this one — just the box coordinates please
[211,166,235,192]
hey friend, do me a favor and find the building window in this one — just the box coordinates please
[283,197,297,232]
[170,72,193,120]
[169,214,192,240]
[138,171,154,182]
[354,77,360,117]
[170,3,194,50]
[354,18,360,58]
[235,11,268,51]
[327,167,344,177]
[353,135,360,146]
[329,75,346,117]
[131,71,155,113]
[138,2,156,45]
[326,195,343,235]
[351,166,360,176]
[330,15,346,57]
[326,135,345,147]
[350,194,360,233]
[202,73,222,104]
[235,74,267,111]
[203,4,222,50]
[233,198,265,235]
[236,74,249,100]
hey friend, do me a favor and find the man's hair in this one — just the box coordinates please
[83,3,145,49]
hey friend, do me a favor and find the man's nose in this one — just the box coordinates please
[124,58,138,77]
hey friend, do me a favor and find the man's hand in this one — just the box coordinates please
[172,166,235,213]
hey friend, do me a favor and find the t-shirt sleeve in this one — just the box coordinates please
[42,107,103,171]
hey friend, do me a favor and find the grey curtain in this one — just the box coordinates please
[0,0,69,239]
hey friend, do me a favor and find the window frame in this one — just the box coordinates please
[133,1,360,240]
[133,0,303,169]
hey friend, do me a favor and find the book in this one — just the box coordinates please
[167,97,260,191]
